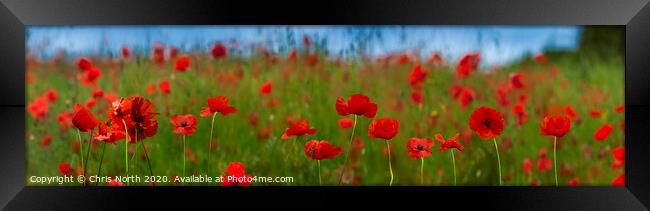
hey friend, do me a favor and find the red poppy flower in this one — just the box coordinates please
[537,157,552,173]
[170,114,198,136]
[567,178,579,186]
[565,105,577,119]
[39,135,52,149]
[72,104,99,132]
[58,163,72,176]
[114,96,158,143]
[509,72,525,89]
[287,48,297,61]
[534,53,548,65]
[200,96,237,117]
[455,52,480,78]
[221,162,252,186]
[469,106,505,140]
[257,127,271,141]
[594,124,614,142]
[79,66,102,86]
[512,103,529,127]
[435,133,464,152]
[335,94,378,118]
[281,118,317,139]
[107,179,125,186]
[93,121,126,144]
[304,140,343,160]
[408,64,428,88]
[540,115,571,138]
[259,81,272,96]
[614,105,624,113]
[76,57,93,71]
[92,89,104,98]
[411,90,423,105]
[368,118,399,140]
[159,80,170,96]
[611,146,624,169]
[305,54,319,66]
[152,42,165,64]
[45,89,58,102]
[396,53,410,65]
[169,47,179,59]
[611,174,624,186]
[338,118,353,129]
[406,137,435,159]
[523,158,533,175]
[211,43,227,59]
[28,96,49,119]
[303,35,312,48]
[56,111,72,131]
[121,46,130,59]
[427,52,444,65]
[173,55,190,72]
[450,85,475,108]
[85,97,97,108]
[589,109,602,118]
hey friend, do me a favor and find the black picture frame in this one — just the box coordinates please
[1,0,649,209]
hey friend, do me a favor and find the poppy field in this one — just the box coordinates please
[26,27,625,186]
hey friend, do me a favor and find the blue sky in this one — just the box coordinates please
[27,26,581,66]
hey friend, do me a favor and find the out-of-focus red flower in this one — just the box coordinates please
[614,105,624,113]
[611,174,625,186]
[540,115,571,138]
[152,43,165,64]
[158,80,170,96]
[336,94,378,118]
[28,96,49,119]
[257,127,271,141]
[211,43,227,59]
[304,140,342,160]
[121,46,130,59]
[169,47,179,60]
[411,90,423,105]
[396,53,410,65]
[107,179,125,186]
[173,55,190,72]
[368,118,399,140]
[512,103,529,127]
[469,106,504,140]
[281,118,317,139]
[537,148,552,173]
[170,114,198,136]
[565,105,577,119]
[92,89,104,98]
[408,64,428,89]
[594,124,614,142]
[200,96,237,117]
[57,111,73,131]
[533,53,548,65]
[265,98,280,108]
[45,89,58,102]
[85,97,97,108]
[287,48,297,61]
[76,57,93,71]
[455,52,480,78]
[435,133,464,152]
[72,104,99,132]
[146,84,156,95]
[589,109,602,118]
[509,72,525,89]
[523,158,533,176]
[611,146,624,169]
[427,52,444,65]
[567,178,579,186]
[221,162,252,186]
[93,121,126,144]
[305,54,319,66]
[39,135,52,149]
[406,137,435,159]
[79,66,102,86]
[59,163,72,176]
[338,118,353,129]
[450,84,475,108]
[259,81,272,96]
[303,35,312,48]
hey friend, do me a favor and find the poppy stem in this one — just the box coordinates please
[386,140,394,186]
[76,130,84,179]
[83,129,92,186]
[493,138,502,186]
[451,149,457,186]
[122,119,129,186]
[317,160,322,186]
[207,112,217,176]
[338,114,357,185]
[183,135,187,185]
[142,142,155,185]
[420,157,424,185]
[554,136,558,186]
[96,141,106,186]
